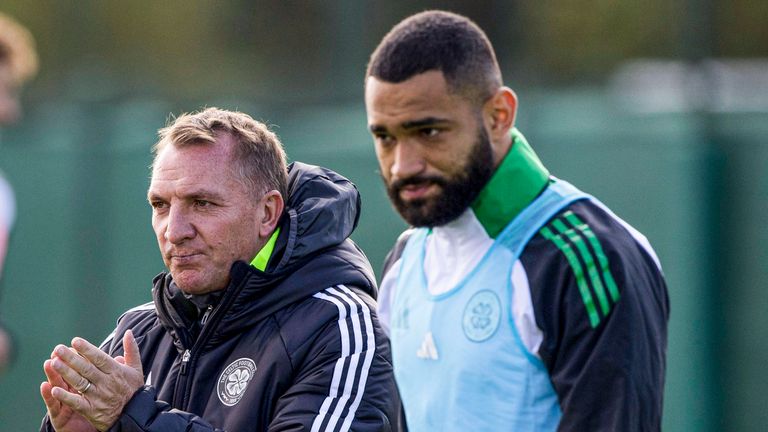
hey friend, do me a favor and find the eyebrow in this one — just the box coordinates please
[402,117,450,130]
[147,189,225,202]
[147,189,162,201]
[369,116,451,134]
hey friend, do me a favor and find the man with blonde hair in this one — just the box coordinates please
[0,11,38,374]
[40,108,402,431]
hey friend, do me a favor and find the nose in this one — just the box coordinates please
[164,206,195,244]
[390,141,425,181]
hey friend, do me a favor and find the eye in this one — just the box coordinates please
[194,199,212,208]
[374,133,396,148]
[420,128,440,138]
[150,200,167,210]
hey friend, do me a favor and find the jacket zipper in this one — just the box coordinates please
[171,348,192,407]
[172,306,212,406]
[179,349,191,375]
[175,281,246,410]
[200,305,214,326]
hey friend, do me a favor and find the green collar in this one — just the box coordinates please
[250,227,281,271]
[471,128,550,238]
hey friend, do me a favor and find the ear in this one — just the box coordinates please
[257,190,285,238]
[483,86,518,142]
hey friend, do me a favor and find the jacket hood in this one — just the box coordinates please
[270,161,361,270]
[153,162,377,349]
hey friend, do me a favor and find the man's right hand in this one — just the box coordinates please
[41,356,97,432]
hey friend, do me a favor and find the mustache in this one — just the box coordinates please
[390,175,447,191]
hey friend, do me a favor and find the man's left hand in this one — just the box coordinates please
[48,330,144,431]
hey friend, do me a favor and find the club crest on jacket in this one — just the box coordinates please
[217,357,257,406]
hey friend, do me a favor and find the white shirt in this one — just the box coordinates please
[378,207,545,357]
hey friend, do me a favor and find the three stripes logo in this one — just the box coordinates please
[311,285,376,432]
[539,210,620,328]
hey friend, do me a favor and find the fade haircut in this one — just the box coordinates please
[366,10,502,105]
[153,107,289,200]
[0,12,38,87]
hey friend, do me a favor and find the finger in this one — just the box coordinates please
[72,337,117,374]
[44,359,70,391]
[51,356,91,394]
[50,345,77,360]
[114,355,126,365]
[51,385,87,414]
[40,381,62,417]
[123,330,143,373]
[53,345,101,385]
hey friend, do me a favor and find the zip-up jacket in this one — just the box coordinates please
[42,162,403,432]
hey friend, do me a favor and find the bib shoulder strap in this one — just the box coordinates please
[497,178,592,258]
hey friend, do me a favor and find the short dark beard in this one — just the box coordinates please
[386,128,494,227]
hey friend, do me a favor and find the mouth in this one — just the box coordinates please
[398,181,438,201]
[168,252,203,266]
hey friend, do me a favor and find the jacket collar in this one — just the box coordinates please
[471,128,550,238]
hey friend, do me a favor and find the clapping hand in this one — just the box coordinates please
[40,330,144,432]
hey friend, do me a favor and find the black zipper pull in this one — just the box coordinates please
[180,349,191,375]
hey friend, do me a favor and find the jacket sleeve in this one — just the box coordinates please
[525,204,670,432]
[39,416,55,432]
[267,285,403,432]
[105,386,224,432]
[40,372,227,431]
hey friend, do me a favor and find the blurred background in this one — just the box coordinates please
[0,0,766,430]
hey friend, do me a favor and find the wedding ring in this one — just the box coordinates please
[79,380,92,394]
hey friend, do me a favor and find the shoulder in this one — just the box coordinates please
[310,284,377,315]
[520,200,668,333]
[523,198,665,309]
[520,198,669,358]
[276,285,378,334]
[381,228,417,279]
[529,199,660,266]
[100,302,160,351]
[274,285,384,357]
[117,301,158,324]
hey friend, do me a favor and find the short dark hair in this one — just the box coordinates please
[153,107,289,200]
[366,10,502,104]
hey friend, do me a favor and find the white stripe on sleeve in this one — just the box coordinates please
[311,291,350,432]
[310,285,376,432]
[337,285,376,432]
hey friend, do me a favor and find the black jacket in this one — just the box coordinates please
[43,162,402,431]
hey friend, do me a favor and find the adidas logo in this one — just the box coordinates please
[416,331,439,360]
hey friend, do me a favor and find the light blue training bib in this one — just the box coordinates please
[391,179,589,431]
